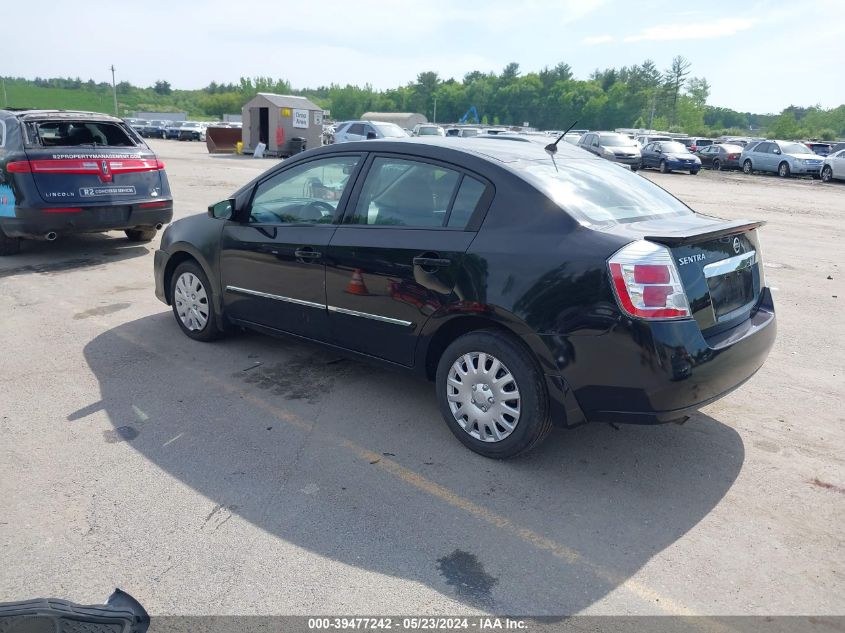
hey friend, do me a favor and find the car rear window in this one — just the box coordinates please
[515,159,692,225]
[26,120,138,147]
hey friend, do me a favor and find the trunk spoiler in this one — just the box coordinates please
[645,219,765,247]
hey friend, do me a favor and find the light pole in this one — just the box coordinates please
[109,65,118,116]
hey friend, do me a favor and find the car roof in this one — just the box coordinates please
[0,109,125,123]
[317,136,601,164]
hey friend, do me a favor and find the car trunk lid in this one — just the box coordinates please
[609,216,766,334]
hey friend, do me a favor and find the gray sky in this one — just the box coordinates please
[4,0,844,113]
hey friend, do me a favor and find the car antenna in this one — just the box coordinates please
[545,120,578,156]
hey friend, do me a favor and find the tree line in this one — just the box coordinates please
[3,59,844,139]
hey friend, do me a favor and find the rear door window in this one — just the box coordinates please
[347,123,365,137]
[349,157,462,228]
[446,176,486,228]
[26,120,139,147]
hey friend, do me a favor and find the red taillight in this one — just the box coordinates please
[608,241,691,320]
[6,161,32,173]
[728,153,740,159]
[139,201,169,209]
[633,264,670,284]
[156,159,165,170]
[43,207,82,213]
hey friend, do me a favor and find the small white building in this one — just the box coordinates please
[242,93,324,156]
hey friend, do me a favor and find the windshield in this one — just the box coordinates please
[417,126,442,136]
[660,141,689,153]
[599,133,637,147]
[514,159,692,225]
[780,142,813,155]
[374,123,407,138]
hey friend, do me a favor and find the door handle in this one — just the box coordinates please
[295,248,322,259]
[413,256,451,268]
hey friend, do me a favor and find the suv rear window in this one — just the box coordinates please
[25,120,138,147]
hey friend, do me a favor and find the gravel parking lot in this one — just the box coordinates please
[1,139,842,616]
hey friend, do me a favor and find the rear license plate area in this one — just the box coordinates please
[704,251,757,321]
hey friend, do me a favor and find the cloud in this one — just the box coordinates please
[624,17,757,42]
[583,35,614,45]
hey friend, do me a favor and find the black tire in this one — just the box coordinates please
[125,228,157,242]
[713,159,722,171]
[743,159,753,175]
[778,162,791,178]
[690,169,699,175]
[435,329,552,459]
[659,160,669,174]
[0,227,21,256]
[821,166,833,182]
[169,260,223,342]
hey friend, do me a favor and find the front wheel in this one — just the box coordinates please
[169,261,223,342]
[821,166,833,182]
[743,159,753,174]
[659,160,669,174]
[435,330,552,459]
[778,162,791,178]
[690,169,699,175]
[125,228,157,242]
[0,227,21,256]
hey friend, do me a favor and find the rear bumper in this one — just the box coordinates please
[0,204,172,238]
[541,288,777,425]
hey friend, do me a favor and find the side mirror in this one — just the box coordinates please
[208,198,234,220]
[773,148,781,155]
[366,131,377,140]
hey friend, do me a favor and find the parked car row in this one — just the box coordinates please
[125,119,241,142]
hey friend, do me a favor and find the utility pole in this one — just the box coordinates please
[109,65,118,116]
[433,96,437,124]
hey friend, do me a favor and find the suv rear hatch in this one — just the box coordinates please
[611,216,766,335]
[20,118,166,206]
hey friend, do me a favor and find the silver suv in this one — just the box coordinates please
[578,132,642,170]
[334,121,409,143]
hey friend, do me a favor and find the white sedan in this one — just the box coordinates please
[821,149,845,182]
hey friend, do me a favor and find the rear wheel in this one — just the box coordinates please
[169,261,222,342]
[821,166,833,182]
[435,329,552,459]
[743,159,753,174]
[778,162,791,178]
[713,159,722,171]
[125,228,158,242]
[659,160,669,174]
[0,227,21,256]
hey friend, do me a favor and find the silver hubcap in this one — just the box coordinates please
[823,168,830,181]
[780,164,787,176]
[174,272,209,331]
[446,352,521,443]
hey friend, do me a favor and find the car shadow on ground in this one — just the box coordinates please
[79,312,745,615]
[0,233,150,279]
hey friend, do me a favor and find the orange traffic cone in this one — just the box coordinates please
[345,269,370,296]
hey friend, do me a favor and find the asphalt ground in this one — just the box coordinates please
[0,139,842,617]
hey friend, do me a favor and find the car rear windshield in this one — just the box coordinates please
[515,159,692,225]
[26,120,138,147]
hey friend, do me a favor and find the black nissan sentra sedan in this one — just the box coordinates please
[153,138,776,458]
[0,109,172,255]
